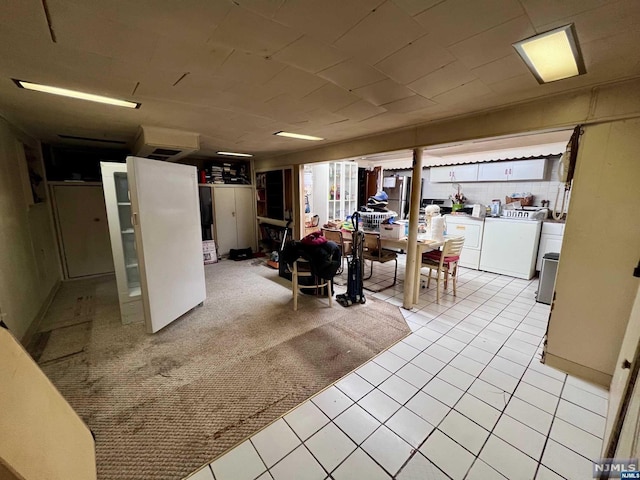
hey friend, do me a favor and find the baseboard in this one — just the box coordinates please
[21,280,61,347]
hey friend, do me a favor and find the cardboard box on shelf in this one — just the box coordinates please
[203,240,218,264]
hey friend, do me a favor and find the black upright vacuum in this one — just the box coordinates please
[336,212,366,307]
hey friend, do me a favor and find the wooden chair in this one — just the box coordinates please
[421,236,465,303]
[292,259,332,311]
[321,228,351,274]
[362,232,398,292]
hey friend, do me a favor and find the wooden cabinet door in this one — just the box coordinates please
[52,184,114,278]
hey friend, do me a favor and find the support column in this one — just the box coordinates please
[403,148,423,309]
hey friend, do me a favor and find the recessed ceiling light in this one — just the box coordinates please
[217,151,253,157]
[274,131,324,141]
[13,79,141,109]
[513,24,586,84]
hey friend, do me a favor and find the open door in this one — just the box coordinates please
[127,157,206,334]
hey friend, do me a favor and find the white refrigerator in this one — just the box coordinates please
[101,157,206,333]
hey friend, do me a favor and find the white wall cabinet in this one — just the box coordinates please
[212,185,256,256]
[430,164,478,182]
[311,161,358,224]
[477,158,547,181]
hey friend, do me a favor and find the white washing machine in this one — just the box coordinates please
[444,215,485,270]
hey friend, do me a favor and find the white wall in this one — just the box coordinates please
[0,116,60,340]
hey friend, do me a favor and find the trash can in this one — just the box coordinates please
[536,252,560,305]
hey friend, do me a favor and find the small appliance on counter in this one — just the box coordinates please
[490,199,501,217]
[471,204,486,218]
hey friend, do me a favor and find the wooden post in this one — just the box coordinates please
[403,148,423,309]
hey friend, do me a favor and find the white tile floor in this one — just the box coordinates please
[186,259,609,480]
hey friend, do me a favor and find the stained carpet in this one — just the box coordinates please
[37,260,410,480]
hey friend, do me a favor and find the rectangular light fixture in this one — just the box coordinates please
[13,79,141,109]
[217,151,253,157]
[274,131,324,141]
[513,24,586,84]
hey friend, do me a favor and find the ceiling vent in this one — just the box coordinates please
[133,126,200,162]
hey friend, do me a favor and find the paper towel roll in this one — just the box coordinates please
[431,216,445,241]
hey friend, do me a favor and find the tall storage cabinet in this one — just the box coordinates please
[100,162,143,324]
[311,161,358,224]
[212,185,256,256]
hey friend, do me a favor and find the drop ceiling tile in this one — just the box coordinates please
[381,95,436,113]
[449,15,536,70]
[258,67,328,100]
[274,0,384,44]
[486,73,540,95]
[318,60,387,90]
[354,79,415,106]
[408,61,477,98]
[334,100,387,122]
[301,83,361,112]
[334,1,425,65]
[47,1,158,64]
[207,5,299,55]
[415,0,525,46]
[148,37,233,74]
[391,0,442,17]
[272,35,346,73]
[233,0,287,19]
[305,108,349,126]
[375,33,455,85]
[471,54,531,85]
[520,0,611,28]
[216,51,287,85]
[0,0,51,37]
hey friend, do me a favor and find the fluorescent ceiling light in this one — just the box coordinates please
[274,131,324,141]
[13,79,141,108]
[217,151,253,157]
[513,24,586,84]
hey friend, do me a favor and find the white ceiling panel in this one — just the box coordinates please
[374,33,456,85]
[431,79,494,106]
[408,61,477,99]
[333,0,424,65]
[0,1,638,153]
[471,54,531,85]
[449,15,536,70]
[274,0,384,44]
[381,94,436,113]
[415,0,525,46]
[272,35,346,73]
[334,100,386,122]
[215,51,287,84]
[520,0,612,28]
[300,83,362,112]
[353,79,415,106]
[47,1,159,64]
[391,0,442,17]
[317,59,387,90]
[207,5,299,55]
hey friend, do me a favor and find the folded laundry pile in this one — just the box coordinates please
[365,191,389,212]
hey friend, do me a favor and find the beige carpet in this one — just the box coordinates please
[35,260,410,480]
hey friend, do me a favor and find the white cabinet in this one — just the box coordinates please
[430,164,478,182]
[536,221,565,271]
[212,185,256,256]
[99,163,143,324]
[477,159,547,181]
[311,161,358,224]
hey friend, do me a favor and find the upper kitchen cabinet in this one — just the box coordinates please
[477,158,547,181]
[430,163,478,182]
